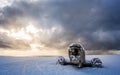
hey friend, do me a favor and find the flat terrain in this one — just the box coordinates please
[0,55,120,75]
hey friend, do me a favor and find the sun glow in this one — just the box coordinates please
[0,23,41,51]
[0,22,64,56]
[10,29,32,40]
[0,23,40,41]
[0,49,62,57]
[26,23,39,34]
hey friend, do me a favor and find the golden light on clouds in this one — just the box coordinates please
[0,49,64,57]
[0,24,37,41]
[0,0,120,57]
[0,21,64,56]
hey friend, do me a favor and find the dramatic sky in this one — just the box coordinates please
[0,0,120,52]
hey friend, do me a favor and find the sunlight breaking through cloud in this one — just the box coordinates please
[0,0,120,56]
[0,21,64,51]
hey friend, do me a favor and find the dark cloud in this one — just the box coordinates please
[0,0,120,50]
[49,0,120,50]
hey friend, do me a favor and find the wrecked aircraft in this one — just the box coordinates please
[57,43,102,68]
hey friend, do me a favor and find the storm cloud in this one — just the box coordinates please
[0,0,120,50]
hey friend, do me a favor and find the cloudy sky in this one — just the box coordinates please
[0,0,120,52]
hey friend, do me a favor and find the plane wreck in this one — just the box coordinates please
[57,43,102,68]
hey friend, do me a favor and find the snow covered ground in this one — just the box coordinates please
[0,55,120,75]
